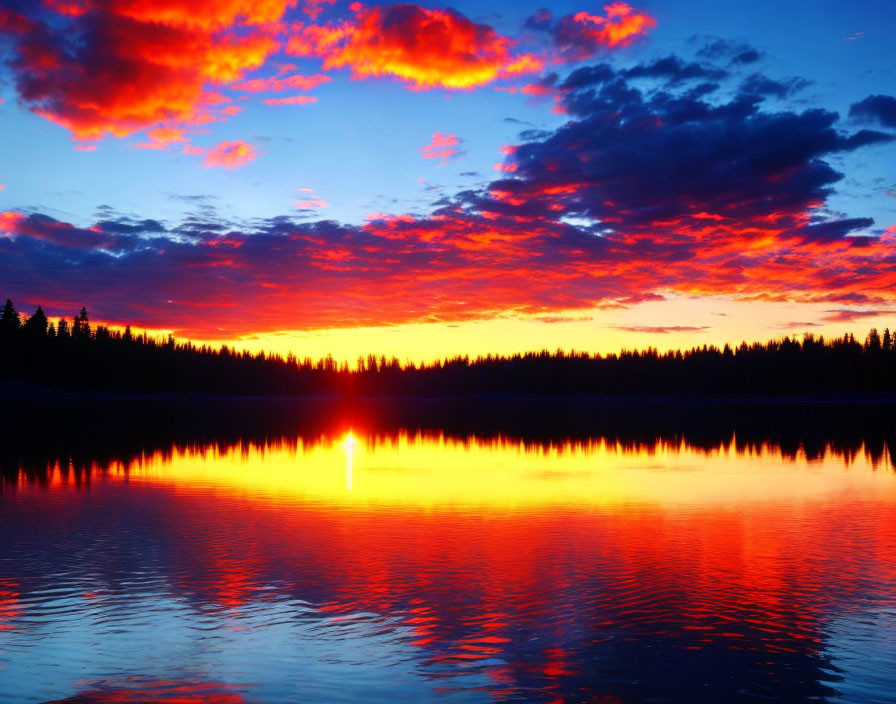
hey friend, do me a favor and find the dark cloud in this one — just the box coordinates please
[849,95,896,128]
[96,218,167,236]
[558,63,615,90]
[695,38,762,64]
[490,62,892,241]
[732,48,762,65]
[623,56,727,84]
[522,8,553,31]
[739,74,812,99]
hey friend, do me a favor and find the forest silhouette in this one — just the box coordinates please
[1,298,895,397]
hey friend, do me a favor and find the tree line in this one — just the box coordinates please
[1,298,895,397]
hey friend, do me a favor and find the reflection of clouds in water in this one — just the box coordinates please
[43,679,253,703]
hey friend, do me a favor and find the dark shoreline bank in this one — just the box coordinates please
[3,388,895,483]
[4,382,896,405]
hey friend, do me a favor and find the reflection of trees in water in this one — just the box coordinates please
[2,397,894,485]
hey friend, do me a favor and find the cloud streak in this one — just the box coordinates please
[611,325,710,334]
[420,132,462,162]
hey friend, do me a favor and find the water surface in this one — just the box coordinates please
[1,428,895,703]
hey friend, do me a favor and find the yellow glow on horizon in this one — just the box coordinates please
[74,294,892,366]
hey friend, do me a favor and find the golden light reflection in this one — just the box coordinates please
[70,434,896,511]
[344,430,357,492]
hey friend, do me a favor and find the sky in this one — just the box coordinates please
[0,0,894,362]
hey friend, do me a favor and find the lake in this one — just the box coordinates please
[1,399,896,703]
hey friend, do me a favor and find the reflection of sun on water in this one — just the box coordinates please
[343,430,357,491]
[59,433,896,511]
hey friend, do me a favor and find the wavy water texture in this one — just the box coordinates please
[1,430,895,703]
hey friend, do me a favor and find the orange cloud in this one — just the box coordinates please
[263,95,318,106]
[287,4,542,90]
[420,132,461,161]
[0,211,25,232]
[136,126,188,150]
[0,1,291,140]
[232,72,331,92]
[107,0,296,30]
[204,140,258,168]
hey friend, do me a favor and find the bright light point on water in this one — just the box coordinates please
[343,431,356,491]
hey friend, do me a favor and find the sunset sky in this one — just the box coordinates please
[0,0,894,362]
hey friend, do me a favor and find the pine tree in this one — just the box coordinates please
[73,307,90,340]
[23,305,48,336]
[1,299,20,332]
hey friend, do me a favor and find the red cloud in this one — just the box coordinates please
[232,72,331,92]
[286,3,542,90]
[3,205,896,338]
[552,2,656,61]
[420,132,460,161]
[204,140,258,168]
[263,95,318,106]
[0,1,291,140]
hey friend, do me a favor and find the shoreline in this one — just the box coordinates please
[3,383,896,406]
